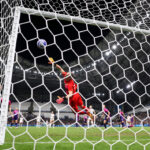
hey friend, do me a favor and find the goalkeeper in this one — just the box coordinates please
[48,58,93,120]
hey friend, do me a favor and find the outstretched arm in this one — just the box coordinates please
[48,58,65,73]
[55,64,65,73]
[56,91,73,104]
[58,91,73,100]
[66,91,73,99]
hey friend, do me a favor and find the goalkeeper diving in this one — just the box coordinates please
[48,58,94,120]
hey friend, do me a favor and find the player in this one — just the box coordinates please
[49,111,55,127]
[119,109,125,127]
[48,58,94,120]
[126,114,131,127]
[19,115,24,127]
[130,114,134,127]
[103,104,110,129]
[36,115,41,127]
[83,115,87,126]
[10,112,14,127]
[0,84,11,113]
[87,105,95,127]
[13,108,19,128]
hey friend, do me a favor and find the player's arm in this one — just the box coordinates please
[58,91,73,100]
[56,90,73,104]
[66,91,73,99]
[55,64,65,73]
[48,58,65,73]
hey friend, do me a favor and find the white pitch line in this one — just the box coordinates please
[4,139,150,144]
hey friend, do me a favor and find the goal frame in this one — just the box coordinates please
[0,7,20,145]
[0,6,150,145]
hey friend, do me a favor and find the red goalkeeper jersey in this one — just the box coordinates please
[62,72,77,94]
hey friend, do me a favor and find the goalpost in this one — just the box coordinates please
[1,0,150,149]
[0,7,21,145]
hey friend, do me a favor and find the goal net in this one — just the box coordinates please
[1,0,150,150]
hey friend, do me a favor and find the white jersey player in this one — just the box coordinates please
[19,116,24,127]
[49,111,55,127]
[87,105,95,127]
[126,114,131,127]
[36,115,41,127]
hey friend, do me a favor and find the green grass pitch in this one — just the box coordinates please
[0,127,150,150]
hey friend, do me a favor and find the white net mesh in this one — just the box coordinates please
[1,0,150,150]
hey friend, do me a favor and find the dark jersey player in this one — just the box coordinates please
[11,108,19,127]
[119,109,125,127]
[130,114,134,127]
[13,108,19,127]
[48,58,93,120]
[103,105,110,129]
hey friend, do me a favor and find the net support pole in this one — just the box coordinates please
[19,7,150,35]
[0,7,20,145]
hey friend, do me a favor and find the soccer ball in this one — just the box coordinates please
[37,39,47,49]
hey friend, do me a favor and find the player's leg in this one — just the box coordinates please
[131,121,134,127]
[87,118,90,127]
[49,119,54,127]
[15,120,18,128]
[103,120,106,128]
[121,121,125,127]
[126,121,128,127]
[49,120,51,127]
[52,120,54,127]
[14,116,18,127]
[127,121,130,128]
[91,119,94,127]
[120,117,125,127]
[71,104,85,114]
[10,113,14,127]
[129,121,131,127]
[119,120,121,127]
[75,94,94,119]
[103,116,108,129]
[70,97,86,115]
